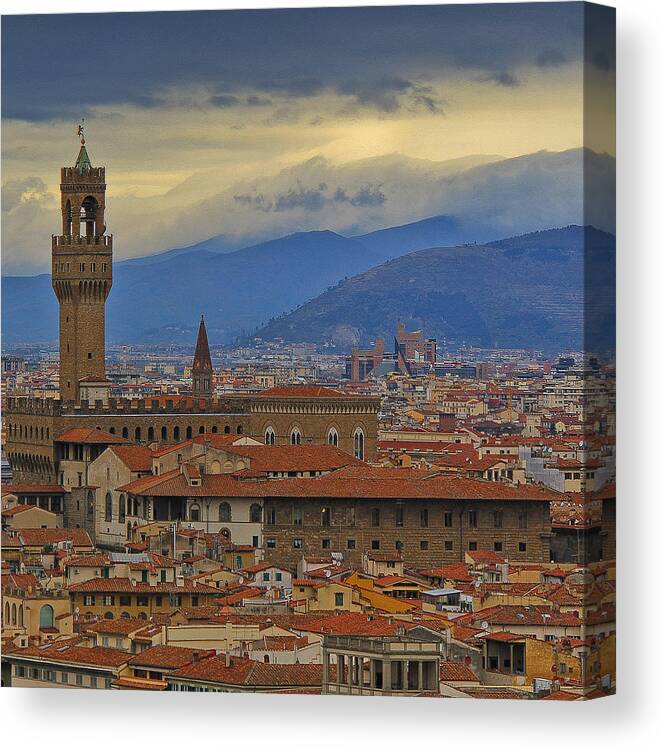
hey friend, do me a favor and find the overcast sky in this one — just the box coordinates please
[1,3,615,274]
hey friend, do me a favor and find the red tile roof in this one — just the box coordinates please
[2,484,65,495]
[439,661,479,682]
[67,577,219,594]
[171,655,326,688]
[7,644,129,668]
[109,444,155,472]
[129,645,215,670]
[18,528,93,547]
[55,428,128,444]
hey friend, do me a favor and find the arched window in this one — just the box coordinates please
[190,503,201,522]
[237,425,243,434]
[121,612,130,619]
[199,426,205,434]
[211,425,218,434]
[186,426,193,439]
[104,611,114,620]
[64,199,73,234]
[353,428,365,460]
[147,426,155,442]
[134,427,141,442]
[250,504,262,523]
[161,426,168,440]
[105,492,113,522]
[173,426,180,441]
[18,606,23,627]
[137,612,148,620]
[80,195,99,235]
[327,427,339,447]
[109,426,116,435]
[4,601,9,624]
[290,427,302,445]
[122,427,129,439]
[265,427,276,445]
[39,604,54,629]
[118,494,126,524]
[87,490,95,520]
[219,502,232,522]
[11,603,17,625]
[224,425,230,434]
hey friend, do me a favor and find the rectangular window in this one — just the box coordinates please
[468,511,478,528]
[83,595,95,606]
[443,512,453,528]
[266,507,276,526]
[494,510,503,529]
[494,541,503,552]
[275,572,282,582]
[155,595,163,607]
[102,595,114,606]
[90,676,97,688]
[334,592,344,607]
[518,511,528,529]
[136,596,149,607]
[468,541,478,551]
[293,538,303,549]
[444,540,453,551]
[346,539,356,550]
[395,506,404,527]
[420,540,429,550]
[79,262,85,272]
[119,595,131,606]
[519,542,527,552]
[76,673,83,686]
[321,507,331,526]
[266,538,276,549]
[102,636,109,647]
[263,572,270,581]
[420,509,429,528]
[321,538,331,549]
[61,672,69,684]
[293,507,303,526]
[371,508,380,527]
[395,540,403,551]
[191,595,199,607]
[371,539,380,550]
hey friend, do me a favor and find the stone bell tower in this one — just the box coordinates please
[52,123,112,402]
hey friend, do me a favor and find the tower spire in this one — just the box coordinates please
[192,315,213,400]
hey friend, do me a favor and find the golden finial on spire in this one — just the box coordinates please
[77,117,85,145]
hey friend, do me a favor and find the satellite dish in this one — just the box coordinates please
[74,607,80,615]
[481,621,489,630]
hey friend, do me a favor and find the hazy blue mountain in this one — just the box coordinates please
[252,226,616,355]
[2,231,382,345]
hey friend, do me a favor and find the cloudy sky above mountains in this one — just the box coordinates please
[2,3,615,274]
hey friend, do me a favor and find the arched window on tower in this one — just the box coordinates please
[327,427,339,447]
[118,494,126,524]
[80,195,99,237]
[147,427,155,442]
[105,492,113,522]
[64,199,73,235]
[173,426,180,441]
[122,427,129,439]
[186,426,193,439]
[134,427,141,442]
[161,426,168,441]
[290,427,302,446]
[353,428,365,461]
[265,427,275,445]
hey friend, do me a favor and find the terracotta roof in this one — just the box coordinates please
[6,644,129,668]
[439,661,479,682]
[85,618,159,636]
[18,528,93,547]
[2,504,50,517]
[120,469,559,502]
[542,690,580,701]
[67,577,219,594]
[171,655,326,688]
[109,444,154,472]
[2,484,65,494]
[129,645,215,670]
[1,572,39,592]
[55,428,128,444]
